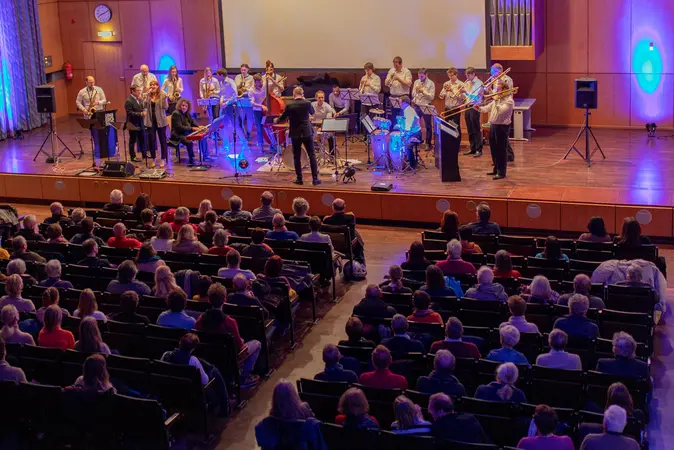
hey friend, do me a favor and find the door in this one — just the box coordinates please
[92,43,126,120]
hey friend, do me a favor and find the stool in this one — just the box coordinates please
[167,139,183,163]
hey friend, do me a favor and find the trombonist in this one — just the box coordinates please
[162,65,183,114]
[475,80,514,180]
[486,63,514,162]
[76,76,107,118]
[359,62,381,119]
[439,67,465,140]
[463,66,484,157]
[411,68,435,149]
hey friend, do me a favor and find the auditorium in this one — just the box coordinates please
[0,0,671,448]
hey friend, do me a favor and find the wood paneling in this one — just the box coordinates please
[49,78,70,119]
[58,1,92,69]
[149,0,185,70]
[42,177,82,202]
[630,74,674,128]
[513,72,548,125]
[560,203,616,234]
[92,43,127,116]
[588,0,631,74]
[507,200,561,231]
[546,73,586,126]
[39,1,64,74]
[88,1,122,42]
[181,0,219,69]
[615,206,673,238]
[545,0,589,74]
[119,0,153,70]
[5,176,45,200]
[592,73,631,127]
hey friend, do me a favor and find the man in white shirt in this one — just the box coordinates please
[199,67,221,121]
[463,67,485,157]
[311,90,336,154]
[358,62,381,120]
[488,63,514,162]
[300,216,335,255]
[476,81,514,180]
[439,67,466,140]
[216,68,240,143]
[234,63,254,139]
[248,74,268,150]
[411,68,436,148]
[329,85,349,117]
[385,56,412,123]
[264,62,285,97]
[400,96,421,169]
[131,64,157,99]
[76,76,107,117]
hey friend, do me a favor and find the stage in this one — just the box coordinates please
[2,117,674,237]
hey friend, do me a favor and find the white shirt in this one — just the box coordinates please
[311,101,335,121]
[385,67,412,97]
[329,92,349,114]
[412,78,435,106]
[264,73,284,97]
[359,73,381,95]
[439,79,466,109]
[402,105,421,134]
[464,78,484,104]
[76,86,107,112]
[199,77,220,98]
[234,74,254,92]
[478,96,515,126]
[161,77,184,100]
[248,86,266,111]
[220,77,238,105]
[131,72,157,95]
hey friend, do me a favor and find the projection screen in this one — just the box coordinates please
[221,0,489,70]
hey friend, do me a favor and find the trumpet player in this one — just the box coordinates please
[131,64,157,98]
[385,56,412,122]
[199,67,221,121]
[463,66,484,157]
[475,80,514,180]
[143,79,169,168]
[76,76,107,118]
[439,67,465,139]
[411,68,435,148]
[235,63,254,140]
[264,61,285,97]
[359,62,381,119]
[162,65,183,114]
[216,68,241,144]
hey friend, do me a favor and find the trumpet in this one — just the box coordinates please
[237,78,246,96]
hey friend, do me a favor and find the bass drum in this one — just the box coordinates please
[389,131,405,170]
[370,130,389,166]
[282,146,309,170]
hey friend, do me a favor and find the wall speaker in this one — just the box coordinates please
[35,85,56,114]
[574,78,598,109]
[101,161,135,178]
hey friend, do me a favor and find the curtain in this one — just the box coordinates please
[0,0,46,141]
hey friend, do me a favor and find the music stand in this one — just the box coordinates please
[75,118,99,175]
[360,115,376,165]
[389,96,403,111]
[221,96,252,182]
[322,118,349,178]
[111,122,128,161]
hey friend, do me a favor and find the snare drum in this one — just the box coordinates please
[373,117,392,131]
[370,130,390,166]
[282,146,309,169]
[389,131,404,170]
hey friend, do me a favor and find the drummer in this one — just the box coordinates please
[310,90,336,154]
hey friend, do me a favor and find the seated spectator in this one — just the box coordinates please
[7,258,37,287]
[135,242,166,273]
[335,387,379,429]
[11,235,46,263]
[74,316,111,354]
[299,216,334,253]
[71,208,86,225]
[170,207,199,234]
[596,332,648,379]
[323,199,361,255]
[535,236,570,262]
[436,239,477,276]
[289,197,311,223]
[353,284,396,318]
[517,404,574,450]
[401,240,431,271]
[193,275,213,302]
[218,249,255,280]
[157,290,196,330]
[416,350,467,397]
[437,210,460,239]
[104,189,132,213]
[615,264,653,289]
[252,191,282,221]
[485,325,529,365]
[69,218,105,247]
[196,283,261,385]
[429,393,489,443]
[464,266,507,302]
[109,291,150,324]
[37,288,69,325]
[614,216,652,247]
[161,333,209,385]
[337,316,376,348]
[0,274,35,313]
[153,265,183,299]
[420,265,456,298]
[528,275,556,305]
[558,274,606,310]
[73,288,107,322]
[0,336,27,382]
[199,210,223,235]
[77,239,113,268]
[132,193,157,218]
[605,382,646,423]
[407,290,443,325]
[258,255,295,294]
[381,265,412,294]
[38,304,75,350]
[136,208,157,231]
[579,405,640,450]
[492,250,521,279]
[391,395,432,435]
[222,195,252,222]
[208,229,234,256]
[106,260,151,296]
[314,344,358,383]
[107,223,142,249]
[469,203,502,236]
[266,214,299,241]
[44,202,75,227]
[227,273,269,318]
[242,228,274,259]
[196,199,213,221]
[500,295,540,333]
[475,362,527,403]
[39,259,74,290]
[65,354,117,393]
[578,216,612,243]
[430,317,481,359]
[150,223,175,252]
[15,214,45,242]
[553,294,599,339]
[381,314,425,354]
[536,329,582,370]
[46,223,68,244]
[358,345,408,389]
[173,224,208,254]
[459,225,482,254]
[0,305,35,345]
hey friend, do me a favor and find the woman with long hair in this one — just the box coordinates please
[172,224,208,254]
[420,265,456,297]
[74,288,107,322]
[475,362,527,403]
[132,193,156,218]
[197,199,213,220]
[38,304,75,350]
[615,217,651,247]
[151,222,174,252]
[401,241,430,271]
[75,316,111,354]
[606,382,646,422]
[391,395,431,435]
[199,210,224,235]
[170,98,200,165]
[162,65,183,114]
[136,242,166,273]
[153,265,183,299]
[144,79,169,167]
[67,354,116,393]
[336,387,379,429]
[492,250,521,279]
[579,216,611,243]
[438,210,460,239]
[36,286,69,324]
[535,236,569,262]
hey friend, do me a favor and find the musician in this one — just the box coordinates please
[385,56,412,122]
[329,85,349,117]
[170,98,200,166]
[399,96,421,170]
[275,87,321,186]
[463,67,484,157]
[199,67,221,121]
[248,74,268,150]
[475,80,514,180]
[439,67,465,139]
[311,90,336,154]
[131,64,157,98]
[488,63,514,162]
[161,65,183,114]
[76,76,107,117]
[264,61,285,98]
[143,79,169,168]
[216,68,239,143]
[124,84,147,163]
[234,63,254,140]
[411,68,436,148]
[359,62,381,119]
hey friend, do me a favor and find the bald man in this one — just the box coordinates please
[274,87,321,185]
[131,64,158,98]
[76,76,107,117]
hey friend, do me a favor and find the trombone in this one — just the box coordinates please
[483,67,511,91]
[441,86,519,118]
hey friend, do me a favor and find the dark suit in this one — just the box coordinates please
[431,413,489,444]
[124,94,146,159]
[381,335,425,354]
[276,98,319,181]
[170,110,197,162]
[596,356,649,379]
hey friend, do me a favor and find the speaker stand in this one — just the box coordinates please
[34,114,76,163]
[564,108,606,167]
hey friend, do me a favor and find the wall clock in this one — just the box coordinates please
[94,4,112,23]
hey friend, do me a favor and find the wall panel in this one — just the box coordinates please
[546,73,587,126]
[149,0,186,71]
[88,1,121,42]
[39,1,64,74]
[119,0,154,70]
[630,74,674,128]
[49,78,70,119]
[507,200,561,231]
[591,73,631,127]
[588,0,631,74]
[181,0,219,70]
[615,206,673,238]
[545,0,588,74]
[560,203,616,234]
[58,1,92,69]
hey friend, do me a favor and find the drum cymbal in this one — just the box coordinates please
[370,108,385,115]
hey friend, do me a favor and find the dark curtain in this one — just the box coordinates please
[0,0,46,140]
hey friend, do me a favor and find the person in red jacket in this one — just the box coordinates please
[107,223,142,249]
[435,239,477,277]
[430,316,482,359]
[170,207,199,234]
[358,345,408,390]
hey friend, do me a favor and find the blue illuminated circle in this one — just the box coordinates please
[633,39,662,94]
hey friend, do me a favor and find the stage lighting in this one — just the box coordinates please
[341,165,356,183]
[646,122,657,137]
[649,41,655,51]
[238,159,249,169]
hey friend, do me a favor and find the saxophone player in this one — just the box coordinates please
[161,65,183,114]
[358,62,381,119]
[131,64,157,98]
[76,76,107,118]
[199,67,221,121]
[234,63,254,140]
[411,68,435,148]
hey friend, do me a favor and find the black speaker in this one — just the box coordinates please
[575,78,598,109]
[102,161,136,178]
[35,85,56,113]
[371,181,393,192]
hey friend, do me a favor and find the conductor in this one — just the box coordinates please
[274,87,321,185]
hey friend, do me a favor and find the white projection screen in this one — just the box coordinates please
[221,0,489,70]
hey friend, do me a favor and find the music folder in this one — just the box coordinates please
[321,118,348,133]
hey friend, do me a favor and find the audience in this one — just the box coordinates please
[196,199,213,220]
[11,235,46,263]
[65,354,117,393]
[0,305,35,345]
[358,345,408,389]
[430,317,481,359]
[459,225,482,254]
[421,265,457,297]
[0,274,35,312]
[535,236,569,262]
[38,304,75,350]
[464,266,507,302]
[137,208,157,231]
[475,362,527,403]
[558,274,606,309]
[107,223,142,249]
[407,290,443,324]
[436,239,477,276]
[579,405,639,450]
[70,218,105,247]
[106,260,151,295]
[381,265,412,294]
[485,325,529,365]
[74,316,111,354]
[469,203,501,235]
[299,216,334,252]
[71,208,86,225]
[337,317,376,348]
[391,395,431,435]
[109,291,150,324]
[428,393,489,443]
[242,228,274,259]
[160,333,209,385]
[401,241,430,271]
[170,207,198,233]
[222,195,252,222]
[323,198,363,260]
[227,273,269,318]
[39,259,74,289]
[528,275,556,305]
[553,294,599,339]
[252,191,282,221]
[335,387,379,429]
[606,382,646,423]
[258,255,295,295]
[381,315,425,353]
[198,210,223,235]
[153,265,182,299]
[595,332,648,379]
[104,189,132,213]
[0,336,27,382]
[135,242,166,273]
[173,224,208,254]
[157,290,196,330]
[438,210,460,239]
[132,193,157,217]
[517,404,574,450]
[150,223,175,252]
[614,217,652,247]
[615,264,653,289]
[266,213,299,240]
[218,249,256,280]
[77,239,113,268]
[492,250,521,279]
[193,275,213,302]
[46,223,68,244]
[535,329,582,370]
[208,229,234,256]
[7,259,37,287]
[353,284,396,318]
[15,214,45,242]
[416,350,467,397]
[73,288,107,322]
[44,202,74,227]
[578,216,612,243]
[289,197,310,222]
[500,295,540,333]
[313,344,358,383]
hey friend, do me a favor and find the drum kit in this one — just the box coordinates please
[368,115,418,173]
[265,119,336,174]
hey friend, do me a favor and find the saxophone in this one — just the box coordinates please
[86,89,98,117]
[237,76,246,96]
[170,77,180,101]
